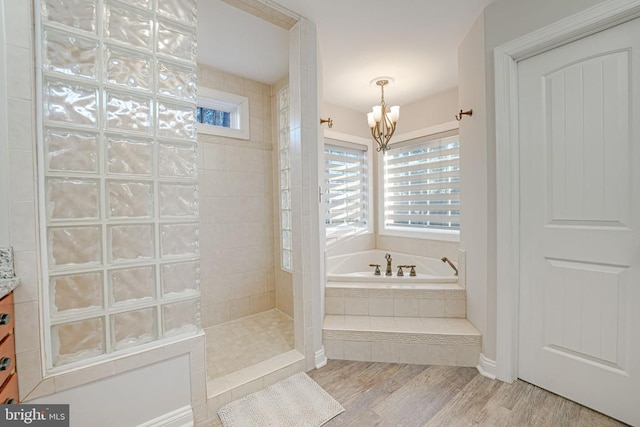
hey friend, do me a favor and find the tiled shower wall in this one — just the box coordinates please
[197,64,278,327]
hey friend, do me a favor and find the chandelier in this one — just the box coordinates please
[367,78,400,153]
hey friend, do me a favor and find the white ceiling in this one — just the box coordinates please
[197,0,494,113]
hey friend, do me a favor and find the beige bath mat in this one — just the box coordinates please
[217,372,344,427]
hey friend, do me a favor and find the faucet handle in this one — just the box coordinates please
[397,265,408,276]
[407,265,416,276]
[369,264,381,275]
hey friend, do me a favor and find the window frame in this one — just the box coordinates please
[196,86,250,140]
[323,133,374,238]
[377,122,460,242]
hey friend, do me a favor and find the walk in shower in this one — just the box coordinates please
[196,1,300,390]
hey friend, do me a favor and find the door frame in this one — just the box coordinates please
[494,0,640,383]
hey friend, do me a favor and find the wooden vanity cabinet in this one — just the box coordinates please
[0,292,18,404]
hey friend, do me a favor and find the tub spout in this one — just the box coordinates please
[384,253,393,276]
[441,257,458,276]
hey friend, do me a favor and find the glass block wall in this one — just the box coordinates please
[37,0,200,367]
[278,85,292,272]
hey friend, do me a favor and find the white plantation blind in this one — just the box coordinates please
[384,134,460,231]
[324,143,368,232]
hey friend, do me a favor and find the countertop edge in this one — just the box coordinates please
[0,277,21,299]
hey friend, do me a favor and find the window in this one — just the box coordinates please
[324,140,370,236]
[381,132,460,239]
[196,87,249,139]
[196,107,230,128]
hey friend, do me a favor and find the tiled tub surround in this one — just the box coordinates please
[323,248,480,366]
[326,250,458,283]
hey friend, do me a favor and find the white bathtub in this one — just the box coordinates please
[326,249,458,284]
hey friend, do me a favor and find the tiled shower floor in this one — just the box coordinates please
[204,309,294,381]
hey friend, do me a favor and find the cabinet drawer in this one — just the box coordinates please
[0,373,18,404]
[0,333,15,387]
[0,293,14,341]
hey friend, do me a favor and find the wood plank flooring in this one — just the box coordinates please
[307,360,628,427]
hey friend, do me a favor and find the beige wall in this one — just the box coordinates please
[459,0,610,363]
[321,102,370,139]
[197,64,277,327]
[398,87,458,134]
[458,13,490,359]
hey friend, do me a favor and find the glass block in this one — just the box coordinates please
[282,230,292,250]
[50,272,103,313]
[278,87,289,108]
[109,224,154,262]
[283,250,291,270]
[43,29,98,78]
[110,266,154,304]
[105,45,151,90]
[111,307,156,350]
[161,261,199,296]
[41,0,96,33]
[107,181,153,218]
[128,0,151,9]
[49,226,101,268]
[52,317,104,366]
[281,190,290,210]
[46,128,98,173]
[281,210,291,230]
[158,143,196,178]
[106,136,152,176]
[157,61,196,101]
[157,20,196,62]
[280,149,289,169]
[157,0,196,26]
[47,178,99,220]
[159,184,197,217]
[106,91,151,133]
[279,108,289,131]
[157,102,196,140]
[279,129,289,149]
[44,80,97,126]
[280,170,290,190]
[162,299,199,337]
[104,4,151,48]
[160,223,198,257]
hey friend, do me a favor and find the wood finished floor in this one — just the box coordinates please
[307,360,628,427]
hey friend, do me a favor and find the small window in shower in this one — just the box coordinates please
[197,107,230,128]
[196,86,249,140]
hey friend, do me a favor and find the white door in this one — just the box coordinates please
[518,17,640,425]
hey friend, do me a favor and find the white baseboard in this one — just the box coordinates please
[476,353,497,380]
[137,405,193,427]
[315,347,327,369]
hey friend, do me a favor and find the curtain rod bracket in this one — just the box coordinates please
[455,109,473,121]
[320,117,333,128]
